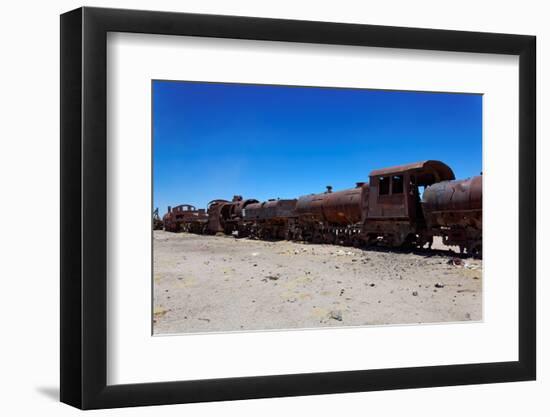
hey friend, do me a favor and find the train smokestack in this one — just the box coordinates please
[356,182,365,188]
[326,185,333,193]
[167,206,171,213]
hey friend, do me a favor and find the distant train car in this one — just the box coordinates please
[422,175,482,256]
[242,199,297,239]
[162,204,208,233]
[206,196,258,235]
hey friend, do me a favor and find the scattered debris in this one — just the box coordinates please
[153,307,170,318]
[154,232,482,333]
[447,258,464,266]
[330,310,343,321]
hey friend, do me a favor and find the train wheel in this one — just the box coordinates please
[468,242,482,259]
[312,232,322,244]
[401,234,420,250]
[322,233,334,244]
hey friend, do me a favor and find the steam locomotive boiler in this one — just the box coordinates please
[422,175,482,256]
[294,185,366,245]
[206,196,259,235]
[242,199,297,239]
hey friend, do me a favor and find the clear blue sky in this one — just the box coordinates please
[153,80,482,212]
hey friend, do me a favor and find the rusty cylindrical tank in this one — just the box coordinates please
[230,198,259,219]
[422,176,482,219]
[296,186,363,225]
[244,199,297,221]
[422,176,482,255]
[242,202,262,220]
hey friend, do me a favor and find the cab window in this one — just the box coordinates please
[379,177,389,195]
[392,175,404,194]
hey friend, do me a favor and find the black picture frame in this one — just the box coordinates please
[60,6,536,410]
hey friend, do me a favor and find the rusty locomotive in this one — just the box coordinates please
[162,204,209,234]
[157,160,482,257]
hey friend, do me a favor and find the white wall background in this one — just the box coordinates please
[0,0,545,415]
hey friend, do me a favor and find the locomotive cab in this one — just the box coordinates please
[364,160,455,247]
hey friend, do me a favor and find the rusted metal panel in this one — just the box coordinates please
[367,160,455,221]
[230,197,259,219]
[241,199,297,239]
[368,174,413,219]
[243,199,297,221]
[207,196,259,234]
[369,160,455,185]
[323,187,363,224]
[163,204,208,233]
[422,175,482,255]
[362,220,419,247]
[206,199,229,233]
[296,186,363,225]
[295,193,325,220]
[422,175,482,212]
[363,161,457,246]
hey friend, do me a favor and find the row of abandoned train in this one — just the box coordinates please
[155,161,482,257]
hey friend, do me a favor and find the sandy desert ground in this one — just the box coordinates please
[153,231,482,334]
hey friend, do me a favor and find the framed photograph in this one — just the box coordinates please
[60,6,536,409]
